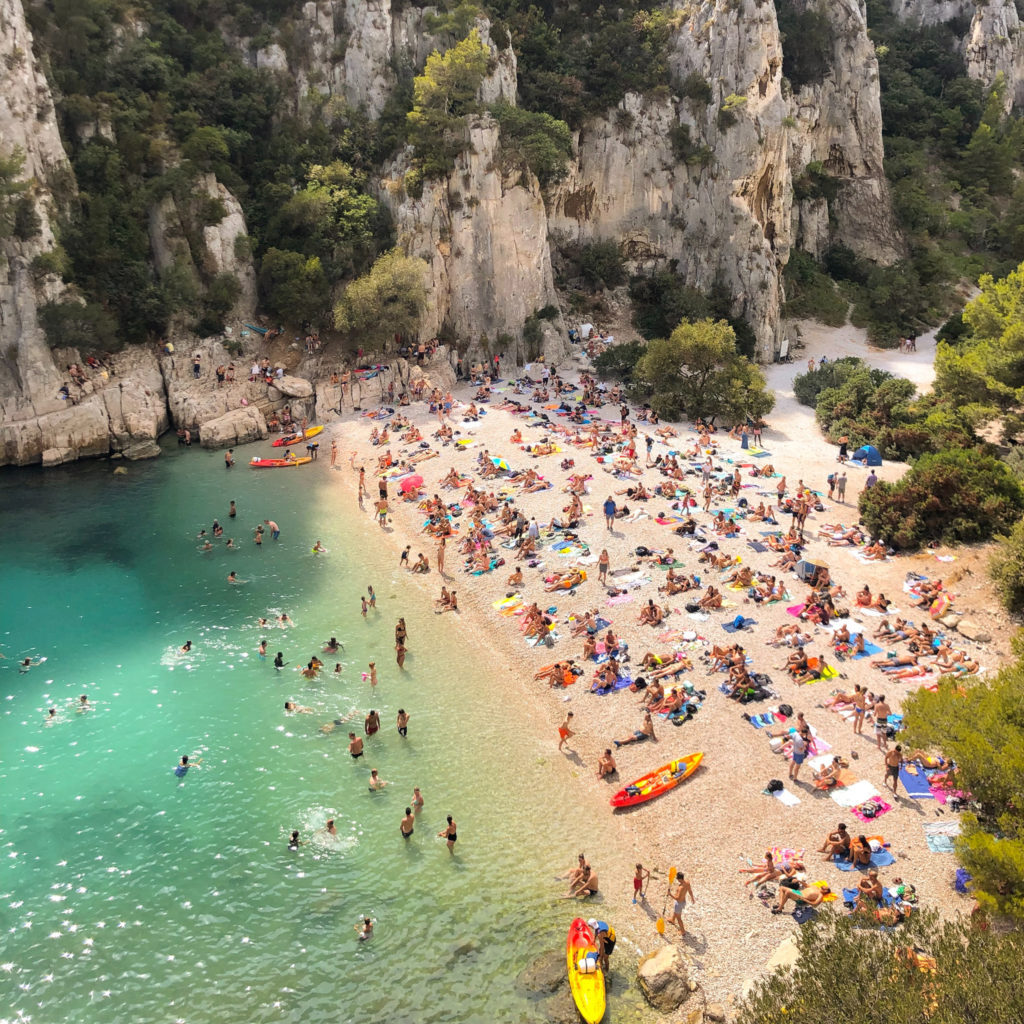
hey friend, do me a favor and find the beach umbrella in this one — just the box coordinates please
[491,456,509,470]
[400,474,424,493]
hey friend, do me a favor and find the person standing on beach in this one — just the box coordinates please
[789,727,808,782]
[633,863,650,904]
[884,744,903,795]
[330,440,338,467]
[437,535,446,576]
[603,496,617,531]
[376,498,388,527]
[558,712,575,751]
[598,549,610,584]
[400,545,410,568]
[668,871,695,937]
[776,476,787,507]
[836,471,847,503]
[873,695,891,750]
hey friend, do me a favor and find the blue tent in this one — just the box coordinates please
[852,444,882,467]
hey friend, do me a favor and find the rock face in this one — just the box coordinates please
[636,945,692,1013]
[199,406,267,448]
[965,0,1024,111]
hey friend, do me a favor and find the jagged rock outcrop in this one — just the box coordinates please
[199,406,267,448]
[1,347,170,466]
[381,20,569,366]
[965,1,1024,111]
[788,0,903,263]
[149,172,257,319]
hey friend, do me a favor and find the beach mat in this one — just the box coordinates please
[899,763,935,799]
[834,848,896,872]
[721,617,757,633]
[832,779,881,807]
[591,676,633,696]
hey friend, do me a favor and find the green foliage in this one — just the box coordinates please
[0,147,31,241]
[592,340,647,382]
[668,123,712,167]
[903,665,1024,920]
[196,271,241,336]
[990,517,1024,614]
[334,248,429,352]
[791,161,839,203]
[629,270,756,357]
[774,0,834,90]
[258,248,330,325]
[40,299,120,352]
[737,908,1024,1023]
[858,448,1024,549]
[632,318,775,424]
[716,93,746,131]
[578,240,625,290]
[492,103,572,187]
[783,249,848,327]
[677,71,712,106]
[934,261,1024,441]
[407,29,491,180]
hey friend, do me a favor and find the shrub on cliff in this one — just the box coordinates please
[858,448,1024,550]
[737,909,1024,1024]
[492,103,572,187]
[407,29,491,180]
[903,661,1024,922]
[632,318,774,424]
[334,249,428,353]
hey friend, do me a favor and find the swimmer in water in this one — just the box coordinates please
[323,637,340,653]
[258,617,269,628]
[412,787,424,816]
[174,754,201,776]
[401,808,415,838]
[277,613,292,626]
[348,733,364,758]
[225,538,235,550]
[200,540,213,552]
[313,540,326,553]
[288,830,303,850]
[368,769,388,791]
[334,663,342,674]
[301,661,319,680]
[274,652,286,670]
[367,585,376,609]
[19,656,43,673]
[361,596,368,618]
[180,640,193,653]
[396,709,410,737]
[227,571,244,584]
[368,662,378,688]
[229,500,237,518]
[78,694,90,711]
[46,707,57,722]
[318,818,338,837]
[258,640,267,659]
[197,529,207,540]
[356,917,373,941]
[284,701,314,714]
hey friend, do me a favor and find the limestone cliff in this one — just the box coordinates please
[788,0,903,264]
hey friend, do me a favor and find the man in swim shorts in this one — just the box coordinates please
[884,744,903,794]
[400,808,415,838]
[348,733,364,757]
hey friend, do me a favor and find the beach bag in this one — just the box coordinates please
[732,614,746,630]
[635,545,651,557]
[766,779,784,793]
[778,704,793,717]
[685,601,700,613]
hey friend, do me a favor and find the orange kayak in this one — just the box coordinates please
[610,752,703,808]
[271,425,324,447]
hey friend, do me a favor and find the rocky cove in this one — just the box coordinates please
[4,0,1024,466]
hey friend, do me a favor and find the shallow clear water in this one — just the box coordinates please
[0,443,647,1024]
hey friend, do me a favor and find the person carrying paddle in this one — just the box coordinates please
[667,872,695,938]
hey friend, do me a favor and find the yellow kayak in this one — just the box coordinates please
[567,917,605,1023]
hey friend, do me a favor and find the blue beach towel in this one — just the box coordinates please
[899,764,935,798]
[834,848,896,872]
[851,641,883,660]
[926,834,956,853]
[591,676,633,696]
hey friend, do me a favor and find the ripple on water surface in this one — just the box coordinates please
[0,449,650,1023]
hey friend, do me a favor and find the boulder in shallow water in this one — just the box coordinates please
[122,440,161,460]
[199,407,267,448]
[637,944,691,1012]
[517,950,566,995]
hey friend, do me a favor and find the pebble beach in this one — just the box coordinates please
[329,322,1000,1012]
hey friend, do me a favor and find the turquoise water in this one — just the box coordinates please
[0,442,648,1023]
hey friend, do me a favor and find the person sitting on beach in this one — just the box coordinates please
[855,584,872,607]
[565,864,600,898]
[698,586,722,610]
[410,552,430,573]
[848,834,872,867]
[596,749,617,779]
[812,756,843,788]
[855,869,884,912]
[639,679,665,706]
[819,823,851,861]
[612,711,655,747]
[871,592,891,612]
[638,599,665,626]
[740,851,781,887]
[726,566,755,587]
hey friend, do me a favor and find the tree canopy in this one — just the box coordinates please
[737,908,1024,1024]
[632,319,774,424]
[333,248,429,351]
[903,661,1024,922]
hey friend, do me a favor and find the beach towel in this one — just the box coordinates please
[786,604,807,618]
[747,540,768,553]
[722,617,757,633]
[899,763,935,799]
[591,675,633,696]
[832,780,882,807]
[834,848,895,871]
[926,834,956,853]
[851,799,893,823]
[851,640,883,659]
[773,788,801,806]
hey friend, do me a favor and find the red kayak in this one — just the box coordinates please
[610,752,703,809]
